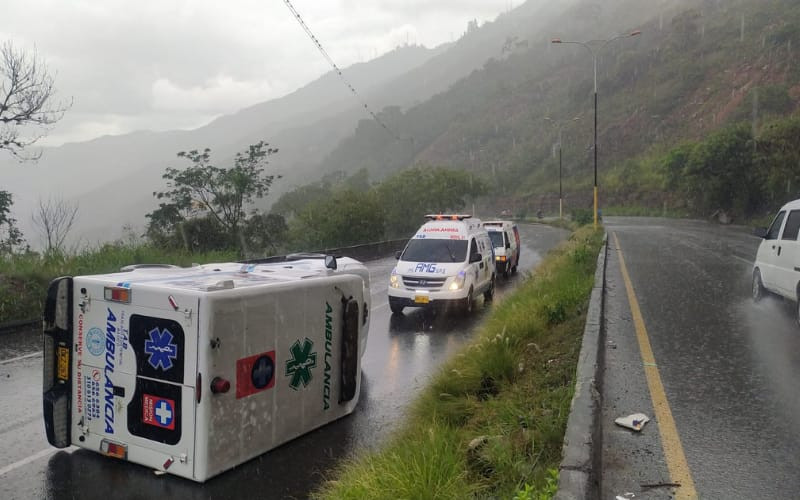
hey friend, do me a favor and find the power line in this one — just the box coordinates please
[282,0,406,142]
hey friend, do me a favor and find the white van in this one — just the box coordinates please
[42,254,370,482]
[753,198,800,322]
[388,214,495,314]
[483,220,521,278]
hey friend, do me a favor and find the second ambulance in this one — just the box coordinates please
[388,214,495,314]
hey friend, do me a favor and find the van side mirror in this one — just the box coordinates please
[506,241,511,249]
[325,255,337,270]
[753,227,768,238]
[395,251,402,260]
[470,252,482,263]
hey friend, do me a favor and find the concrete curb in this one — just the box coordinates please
[554,232,608,500]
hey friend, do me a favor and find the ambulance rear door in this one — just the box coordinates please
[74,280,199,478]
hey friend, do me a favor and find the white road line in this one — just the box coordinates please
[0,448,58,477]
[0,351,42,365]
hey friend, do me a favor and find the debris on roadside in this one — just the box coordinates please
[614,413,650,432]
[615,493,635,500]
[641,482,681,490]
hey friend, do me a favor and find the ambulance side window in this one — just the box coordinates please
[470,239,479,260]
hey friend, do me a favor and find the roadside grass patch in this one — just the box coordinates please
[314,226,604,499]
[0,244,237,324]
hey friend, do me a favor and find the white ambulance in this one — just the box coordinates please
[483,220,521,278]
[42,254,370,482]
[388,214,495,314]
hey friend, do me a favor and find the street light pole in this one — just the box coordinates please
[558,128,563,220]
[551,30,641,229]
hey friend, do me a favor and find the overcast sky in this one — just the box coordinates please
[0,0,515,146]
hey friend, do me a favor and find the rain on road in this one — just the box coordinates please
[601,217,800,499]
[0,223,567,500]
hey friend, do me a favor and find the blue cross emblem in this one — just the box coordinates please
[251,355,274,389]
[154,399,174,427]
[144,327,178,371]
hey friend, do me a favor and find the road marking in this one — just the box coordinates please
[613,232,698,500]
[0,351,42,365]
[732,254,752,266]
[0,448,58,477]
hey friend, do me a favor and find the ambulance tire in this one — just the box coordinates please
[462,287,474,315]
[503,265,509,279]
[484,275,495,302]
[389,298,404,314]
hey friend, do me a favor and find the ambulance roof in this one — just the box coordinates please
[77,259,352,293]
[417,217,483,239]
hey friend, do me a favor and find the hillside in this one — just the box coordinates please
[305,0,800,216]
[0,0,577,247]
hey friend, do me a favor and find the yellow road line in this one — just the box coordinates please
[612,232,698,500]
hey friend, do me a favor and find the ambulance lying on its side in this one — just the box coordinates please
[42,254,370,482]
[388,214,495,315]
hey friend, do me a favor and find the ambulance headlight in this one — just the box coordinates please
[390,269,400,288]
[449,270,466,290]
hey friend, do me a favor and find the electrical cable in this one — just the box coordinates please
[282,0,409,142]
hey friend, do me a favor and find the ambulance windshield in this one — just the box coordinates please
[488,231,504,248]
[402,239,467,263]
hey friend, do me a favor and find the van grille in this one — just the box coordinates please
[403,276,447,289]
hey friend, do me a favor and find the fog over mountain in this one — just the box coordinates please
[3,0,756,248]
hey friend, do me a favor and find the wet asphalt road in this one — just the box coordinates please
[0,223,567,500]
[601,217,800,499]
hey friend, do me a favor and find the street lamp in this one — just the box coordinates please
[551,30,641,228]
[544,116,581,220]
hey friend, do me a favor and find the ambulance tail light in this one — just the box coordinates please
[496,255,507,262]
[100,439,128,459]
[104,286,131,303]
[211,377,230,394]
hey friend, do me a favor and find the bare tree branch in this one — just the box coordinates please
[31,196,79,254]
[0,41,72,160]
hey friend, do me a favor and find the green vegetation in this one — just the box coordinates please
[314,226,604,499]
[0,243,237,324]
[601,114,800,221]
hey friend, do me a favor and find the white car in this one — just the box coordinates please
[753,198,800,322]
[388,214,495,315]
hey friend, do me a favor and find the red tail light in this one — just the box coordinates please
[211,377,230,394]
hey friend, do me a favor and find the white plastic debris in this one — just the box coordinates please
[615,413,650,432]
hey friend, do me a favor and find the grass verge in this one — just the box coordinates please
[314,225,604,499]
[0,244,238,324]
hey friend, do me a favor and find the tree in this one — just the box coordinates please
[1,41,70,159]
[149,141,281,250]
[31,196,78,255]
[0,191,24,254]
[377,165,487,238]
[289,190,385,250]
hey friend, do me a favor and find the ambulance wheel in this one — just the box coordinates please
[484,276,495,302]
[389,298,404,314]
[503,265,509,279]
[462,287,474,314]
[752,269,765,303]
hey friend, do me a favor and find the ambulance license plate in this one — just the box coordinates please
[414,295,429,304]
[57,346,69,380]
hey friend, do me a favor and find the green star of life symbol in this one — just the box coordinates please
[285,338,317,390]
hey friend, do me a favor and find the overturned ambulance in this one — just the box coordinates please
[42,254,370,482]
